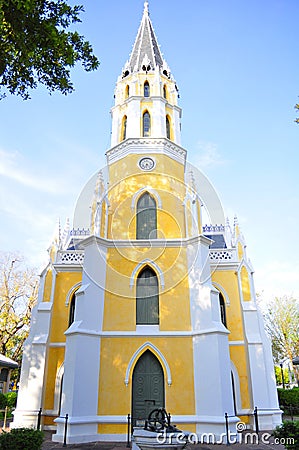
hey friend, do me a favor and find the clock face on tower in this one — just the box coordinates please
[138,157,155,171]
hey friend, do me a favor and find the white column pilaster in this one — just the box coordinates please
[53,238,107,444]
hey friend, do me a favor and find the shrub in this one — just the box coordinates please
[273,421,299,450]
[0,428,44,450]
[278,388,299,415]
[4,392,17,409]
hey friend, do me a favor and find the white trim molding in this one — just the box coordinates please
[212,282,230,306]
[124,341,172,386]
[65,282,82,306]
[131,186,162,210]
[130,259,165,288]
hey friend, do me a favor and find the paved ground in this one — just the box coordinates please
[41,431,286,450]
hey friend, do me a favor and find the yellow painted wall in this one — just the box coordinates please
[241,266,251,301]
[212,269,251,415]
[108,154,187,240]
[98,337,195,417]
[237,242,244,260]
[49,271,82,343]
[212,271,244,342]
[229,346,251,411]
[43,268,53,302]
[43,347,65,411]
[103,247,191,331]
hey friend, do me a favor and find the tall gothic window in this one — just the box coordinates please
[163,84,167,99]
[166,116,171,139]
[136,267,159,324]
[143,111,151,137]
[144,81,150,97]
[219,292,227,327]
[125,85,129,99]
[68,293,76,326]
[122,115,127,141]
[136,192,157,239]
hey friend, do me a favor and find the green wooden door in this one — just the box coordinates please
[132,350,164,426]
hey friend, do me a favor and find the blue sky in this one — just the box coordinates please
[0,0,298,301]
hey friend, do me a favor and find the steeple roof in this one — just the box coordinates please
[127,1,165,73]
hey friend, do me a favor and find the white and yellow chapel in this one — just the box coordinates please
[12,2,281,444]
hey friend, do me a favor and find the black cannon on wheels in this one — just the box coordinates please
[132,408,188,450]
[144,408,181,433]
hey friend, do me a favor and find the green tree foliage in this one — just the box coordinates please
[264,296,299,382]
[274,365,289,385]
[0,253,38,365]
[0,0,99,99]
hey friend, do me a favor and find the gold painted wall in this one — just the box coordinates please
[103,247,191,332]
[97,337,195,433]
[107,154,187,240]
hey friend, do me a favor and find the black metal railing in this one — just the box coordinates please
[36,409,69,446]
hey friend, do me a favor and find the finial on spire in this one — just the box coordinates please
[144,1,149,14]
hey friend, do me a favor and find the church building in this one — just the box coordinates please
[12,2,281,444]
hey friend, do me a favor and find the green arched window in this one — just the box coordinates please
[136,192,157,239]
[136,267,159,324]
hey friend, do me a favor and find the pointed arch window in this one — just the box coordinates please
[166,116,171,139]
[219,292,227,327]
[125,85,130,99]
[68,292,76,326]
[144,81,150,97]
[137,192,157,239]
[143,111,151,137]
[163,85,167,100]
[122,115,127,141]
[136,267,159,324]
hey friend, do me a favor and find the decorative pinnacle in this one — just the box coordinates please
[144,1,149,14]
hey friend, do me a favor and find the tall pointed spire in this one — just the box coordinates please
[128,1,164,73]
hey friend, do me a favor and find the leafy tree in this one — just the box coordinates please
[274,365,289,385]
[0,0,99,99]
[264,296,299,383]
[0,253,38,366]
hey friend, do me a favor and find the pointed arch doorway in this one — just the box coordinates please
[132,350,165,426]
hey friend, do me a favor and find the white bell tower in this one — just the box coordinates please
[110,2,182,147]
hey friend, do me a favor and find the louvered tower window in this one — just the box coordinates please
[136,192,157,239]
[166,116,171,139]
[122,115,127,141]
[136,267,159,324]
[163,85,167,99]
[143,111,151,137]
[144,81,150,97]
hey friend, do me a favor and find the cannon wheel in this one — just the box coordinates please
[147,408,168,431]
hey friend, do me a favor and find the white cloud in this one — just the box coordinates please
[254,260,299,301]
[0,148,72,194]
[191,141,227,168]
